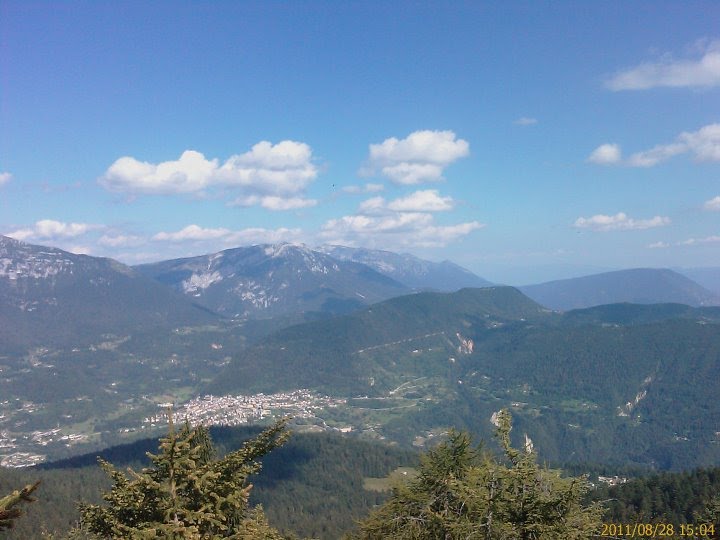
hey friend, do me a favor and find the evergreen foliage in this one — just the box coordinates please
[0,481,40,531]
[351,409,603,539]
[77,414,291,539]
[699,495,720,527]
[589,467,720,527]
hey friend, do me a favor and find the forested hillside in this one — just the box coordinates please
[0,427,417,539]
[2,420,719,538]
[205,288,720,469]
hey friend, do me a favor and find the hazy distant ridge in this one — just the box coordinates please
[317,245,493,291]
[520,268,720,310]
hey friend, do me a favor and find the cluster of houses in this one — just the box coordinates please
[143,389,346,428]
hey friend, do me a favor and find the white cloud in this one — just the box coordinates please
[231,195,317,211]
[99,141,318,201]
[387,190,454,212]
[355,190,455,214]
[320,212,482,248]
[364,130,469,184]
[7,219,101,241]
[679,235,720,246]
[0,172,12,186]
[678,123,720,161]
[380,163,446,185]
[258,196,317,211]
[358,196,387,214]
[587,143,622,165]
[98,234,145,247]
[628,124,720,166]
[704,196,720,211]
[589,124,720,167]
[607,41,720,90]
[626,143,686,167]
[222,227,303,246]
[153,225,232,242]
[321,189,479,248]
[152,224,302,246]
[647,241,669,249]
[573,212,670,232]
[342,183,385,194]
[513,117,537,126]
[67,245,93,255]
[101,150,217,194]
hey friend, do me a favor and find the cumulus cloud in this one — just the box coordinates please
[99,141,318,208]
[626,143,687,167]
[573,212,670,232]
[358,196,387,214]
[230,195,317,211]
[704,196,720,211]
[678,123,720,161]
[320,188,479,248]
[513,117,538,126]
[7,219,102,241]
[0,172,12,186]
[387,190,454,212]
[647,241,670,249]
[320,212,482,248]
[607,41,720,90]
[355,190,455,214]
[589,124,720,167]
[97,234,145,247]
[342,183,385,194]
[152,224,302,246]
[153,225,233,242]
[363,130,469,184]
[629,123,720,166]
[679,235,720,246]
[587,143,622,165]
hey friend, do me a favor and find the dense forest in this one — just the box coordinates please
[1,415,718,539]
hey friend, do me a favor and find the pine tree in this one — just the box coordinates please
[77,414,291,539]
[0,481,40,531]
[351,409,603,539]
[697,494,720,532]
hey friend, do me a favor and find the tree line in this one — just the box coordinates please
[2,410,719,539]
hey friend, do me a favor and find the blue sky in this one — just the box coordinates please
[1,1,719,283]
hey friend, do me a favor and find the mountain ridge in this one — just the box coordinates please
[204,286,720,469]
[519,268,720,310]
[317,244,493,291]
[133,243,410,319]
[0,235,219,352]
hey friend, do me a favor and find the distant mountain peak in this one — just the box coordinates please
[0,236,80,281]
[0,234,22,247]
[316,244,493,291]
[135,244,408,318]
[262,241,311,257]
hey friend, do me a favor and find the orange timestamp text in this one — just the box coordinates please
[600,522,716,538]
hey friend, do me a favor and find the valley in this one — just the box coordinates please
[2,237,720,473]
[1,237,720,539]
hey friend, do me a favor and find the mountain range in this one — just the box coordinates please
[2,235,720,470]
[520,268,720,311]
[316,244,494,291]
[206,286,720,468]
[133,243,410,319]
